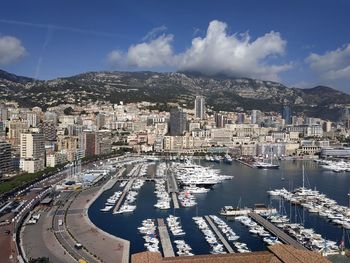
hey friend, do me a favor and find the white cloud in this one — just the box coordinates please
[0,35,26,64]
[107,50,124,65]
[107,20,291,80]
[126,34,174,68]
[142,25,167,41]
[306,44,350,80]
[177,20,290,80]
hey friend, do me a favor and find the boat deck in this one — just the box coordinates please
[204,216,235,253]
[248,212,307,250]
[157,218,175,257]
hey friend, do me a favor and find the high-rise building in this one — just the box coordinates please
[96,113,106,129]
[170,108,187,136]
[214,113,227,128]
[282,105,292,125]
[0,141,12,176]
[341,107,350,128]
[38,121,57,142]
[237,113,245,124]
[194,96,205,120]
[251,110,262,124]
[20,131,45,173]
[27,112,39,127]
[84,132,96,157]
[0,105,8,121]
[8,119,29,151]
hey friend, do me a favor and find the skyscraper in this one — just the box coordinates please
[251,110,262,124]
[194,96,205,120]
[170,108,187,136]
[0,141,12,176]
[214,113,227,128]
[282,105,292,125]
[237,113,245,124]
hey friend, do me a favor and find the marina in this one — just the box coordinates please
[88,159,350,258]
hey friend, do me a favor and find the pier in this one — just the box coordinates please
[157,218,175,257]
[171,193,179,209]
[113,179,135,213]
[103,167,126,191]
[234,158,255,168]
[167,173,179,193]
[248,212,307,250]
[204,216,234,253]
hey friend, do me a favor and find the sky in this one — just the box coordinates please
[0,0,350,92]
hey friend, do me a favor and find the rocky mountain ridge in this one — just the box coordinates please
[0,69,349,120]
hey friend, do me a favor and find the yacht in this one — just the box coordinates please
[254,161,279,169]
[220,206,251,216]
[183,185,209,194]
[223,154,233,164]
[100,205,113,212]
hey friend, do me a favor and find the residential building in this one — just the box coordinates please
[20,131,45,173]
[194,96,205,120]
[282,105,292,125]
[0,141,12,176]
[169,108,187,136]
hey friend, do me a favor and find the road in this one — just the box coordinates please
[53,192,100,263]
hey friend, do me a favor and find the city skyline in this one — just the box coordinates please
[0,0,349,93]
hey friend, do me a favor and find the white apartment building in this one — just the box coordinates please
[20,132,45,173]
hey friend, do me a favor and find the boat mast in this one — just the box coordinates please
[302,165,305,189]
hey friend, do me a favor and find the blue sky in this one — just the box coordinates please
[0,0,349,92]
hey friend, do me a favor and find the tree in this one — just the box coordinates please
[63,107,74,115]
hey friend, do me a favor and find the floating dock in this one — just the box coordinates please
[204,216,234,253]
[157,218,175,257]
[171,193,179,209]
[248,212,307,250]
[113,179,135,213]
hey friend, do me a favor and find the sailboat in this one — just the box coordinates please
[254,149,279,169]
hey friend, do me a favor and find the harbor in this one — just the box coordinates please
[88,159,350,259]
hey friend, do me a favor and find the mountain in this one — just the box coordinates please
[0,69,349,121]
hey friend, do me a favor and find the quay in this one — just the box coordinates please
[171,193,179,209]
[157,218,175,257]
[234,158,255,168]
[248,212,307,250]
[204,216,234,253]
[113,178,135,213]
